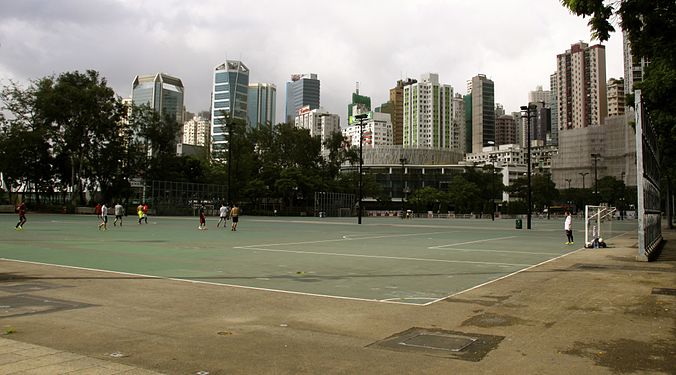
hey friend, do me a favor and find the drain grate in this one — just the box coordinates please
[0,294,94,318]
[652,288,676,296]
[367,327,503,362]
[400,332,476,352]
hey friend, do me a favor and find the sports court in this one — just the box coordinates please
[0,213,636,305]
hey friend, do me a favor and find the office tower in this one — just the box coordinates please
[285,73,320,123]
[607,78,625,117]
[211,60,249,160]
[294,106,340,150]
[402,73,454,149]
[533,102,550,145]
[549,72,559,145]
[452,93,466,154]
[131,73,185,153]
[556,41,607,131]
[131,73,185,125]
[347,84,371,125]
[495,115,517,146]
[464,94,472,152]
[247,83,276,128]
[495,103,505,117]
[470,74,495,153]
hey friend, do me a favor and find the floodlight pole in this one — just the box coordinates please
[356,113,368,224]
[399,157,407,213]
[521,105,536,230]
[591,153,601,200]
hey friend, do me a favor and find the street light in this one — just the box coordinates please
[355,113,369,224]
[579,172,589,189]
[565,178,572,189]
[489,154,498,221]
[520,104,537,230]
[591,153,601,199]
[399,157,407,213]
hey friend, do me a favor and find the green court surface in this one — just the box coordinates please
[0,213,637,305]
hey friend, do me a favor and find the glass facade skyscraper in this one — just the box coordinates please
[132,73,185,124]
[247,83,276,129]
[211,60,249,160]
[284,73,320,123]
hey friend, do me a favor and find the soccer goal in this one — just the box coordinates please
[584,204,617,248]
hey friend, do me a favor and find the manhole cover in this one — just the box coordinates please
[367,327,504,362]
[400,333,476,352]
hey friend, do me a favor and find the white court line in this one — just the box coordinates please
[430,247,559,256]
[427,236,516,249]
[233,246,531,267]
[0,258,422,306]
[238,231,453,249]
[421,230,635,306]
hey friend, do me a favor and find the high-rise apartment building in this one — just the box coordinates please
[495,115,517,146]
[470,74,495,153]
[294,106,340,149]
[343,111,393,149]
[549,72,559,145]
[285,74,320,123]
[556,41,607,131]
[211,60,249,160]
[182,115,209,146]
[247,83,276,128]
[402,73,454,149]
[607,78,625,117]
[528,85,551,107]
[452,93,466,154]
[347,85,371,125]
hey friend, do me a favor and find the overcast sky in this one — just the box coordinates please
[0,0,624,123]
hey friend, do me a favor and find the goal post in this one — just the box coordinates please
[584,204,616,248]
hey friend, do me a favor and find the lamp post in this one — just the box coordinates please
[565,178,572,189]
[521,104,536,230]
[591,153,601,200]
[355,113,368,224]
[399,157,407,213]
[489,154,497,221]
[579,172,589,189]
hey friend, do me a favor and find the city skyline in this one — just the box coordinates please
[0,0,624,124]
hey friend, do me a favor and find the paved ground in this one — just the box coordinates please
[0,226,674,374]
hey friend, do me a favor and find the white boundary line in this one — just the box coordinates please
[233,246,531,267]
[237,231,452,249]
[427,236,516,249]
[0,257,421,306]
[429,247,559,256]
[420,230,635,306]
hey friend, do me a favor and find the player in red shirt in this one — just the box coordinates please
[15,202,26,230]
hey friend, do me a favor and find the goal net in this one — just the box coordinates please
[584,205,617,248]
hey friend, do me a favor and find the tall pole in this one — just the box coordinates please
[579,172,589,189]
[399,157,407,213]
[356,113,368,224]
[521,105,534,230]
[591,153,600,199]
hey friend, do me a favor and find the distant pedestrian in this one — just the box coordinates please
[230,203,240,231]
[15,201,26,230]
[217,203,229,228]
[564,211,574,245]
[142,203,149,224]
[198,204,207,230]
[98,203,108,231]
[113,203,124,226]
[137,204,143,224]
[95,203,102,220]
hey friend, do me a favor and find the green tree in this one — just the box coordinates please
[447,175,481,214]
[408,186,443,212]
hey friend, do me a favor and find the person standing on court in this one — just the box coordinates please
[98,203,109,230]
[95,203,102,220]
[15,201,27,230]
[198,204,207,230]
[137,203,143,224]
[142,203,149,224]
[564,211,574,245]
[230,203,240,231]
[113,202,124,226]
[216,203,228,229]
